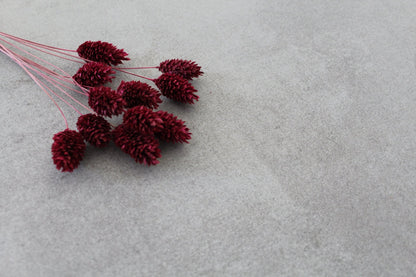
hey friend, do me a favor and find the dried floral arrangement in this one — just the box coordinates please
[0,32,203,172]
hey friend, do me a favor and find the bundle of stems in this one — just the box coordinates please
[0,32,203,172]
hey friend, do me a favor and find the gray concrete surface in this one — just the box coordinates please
[1,0,416,276]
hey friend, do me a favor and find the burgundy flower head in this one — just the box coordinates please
[123,106,164,134]
[154,73,199,104]
[117,80,162,109]
[76,113,112,147]
[77,41,130,66]
[113,123,161,165]
[88,87,125,117]
[155,111,192,143]
[51,129,86,172]
[73,62,115,87]
[159,59,203,80]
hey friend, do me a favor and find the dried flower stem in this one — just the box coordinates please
[10,51,88,96]
[0,43,69,128]
[18,41,85,64]
[0,31,77,53]
[1,32,159,83]
[113,68,154,81]
[116,66,159,70]
[3,46,84,117]
[27,66,92,114]
[0,36,77,78]
[0,38,93,122]
[0,36,90,98]
[0,32,86,64]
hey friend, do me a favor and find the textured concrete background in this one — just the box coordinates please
[1,0,416,276]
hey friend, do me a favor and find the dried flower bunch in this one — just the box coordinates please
[0,32,203,172]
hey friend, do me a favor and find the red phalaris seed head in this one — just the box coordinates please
[117,80,162,110]
[123,106,164,134]
[113,123,161,165]
[88,87,125,117]
[73,62,115,87]
[155,110,192,143]
[52,129,86,172]
[154,73,199,104]
[77,41,129,65]
[159,59,203,80]
[76,113,112,147]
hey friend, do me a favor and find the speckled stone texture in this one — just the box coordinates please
[1,0,415,276]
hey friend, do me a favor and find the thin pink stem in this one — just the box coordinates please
[2,43,91,120]
[0,33,97,64]
[37,75,83,116]
[9,48,90,104]
[17,53,87,96]
[116,66,159,70]
[26,63,93,114]
[0,36,82,70]
[46,72,89,95]
[0,31,77,52]
[14,39,85,63]
[0,44,69,129]
[0,38,90,94]
[16,53,61,77]
[7,49,89,117]
[48,77,88,96]
[0,36,73,78]
[10,50,86,95]
[114,68,155,81]
[0,33,88,72]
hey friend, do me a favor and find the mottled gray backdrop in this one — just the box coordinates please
[1,0,415,276]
